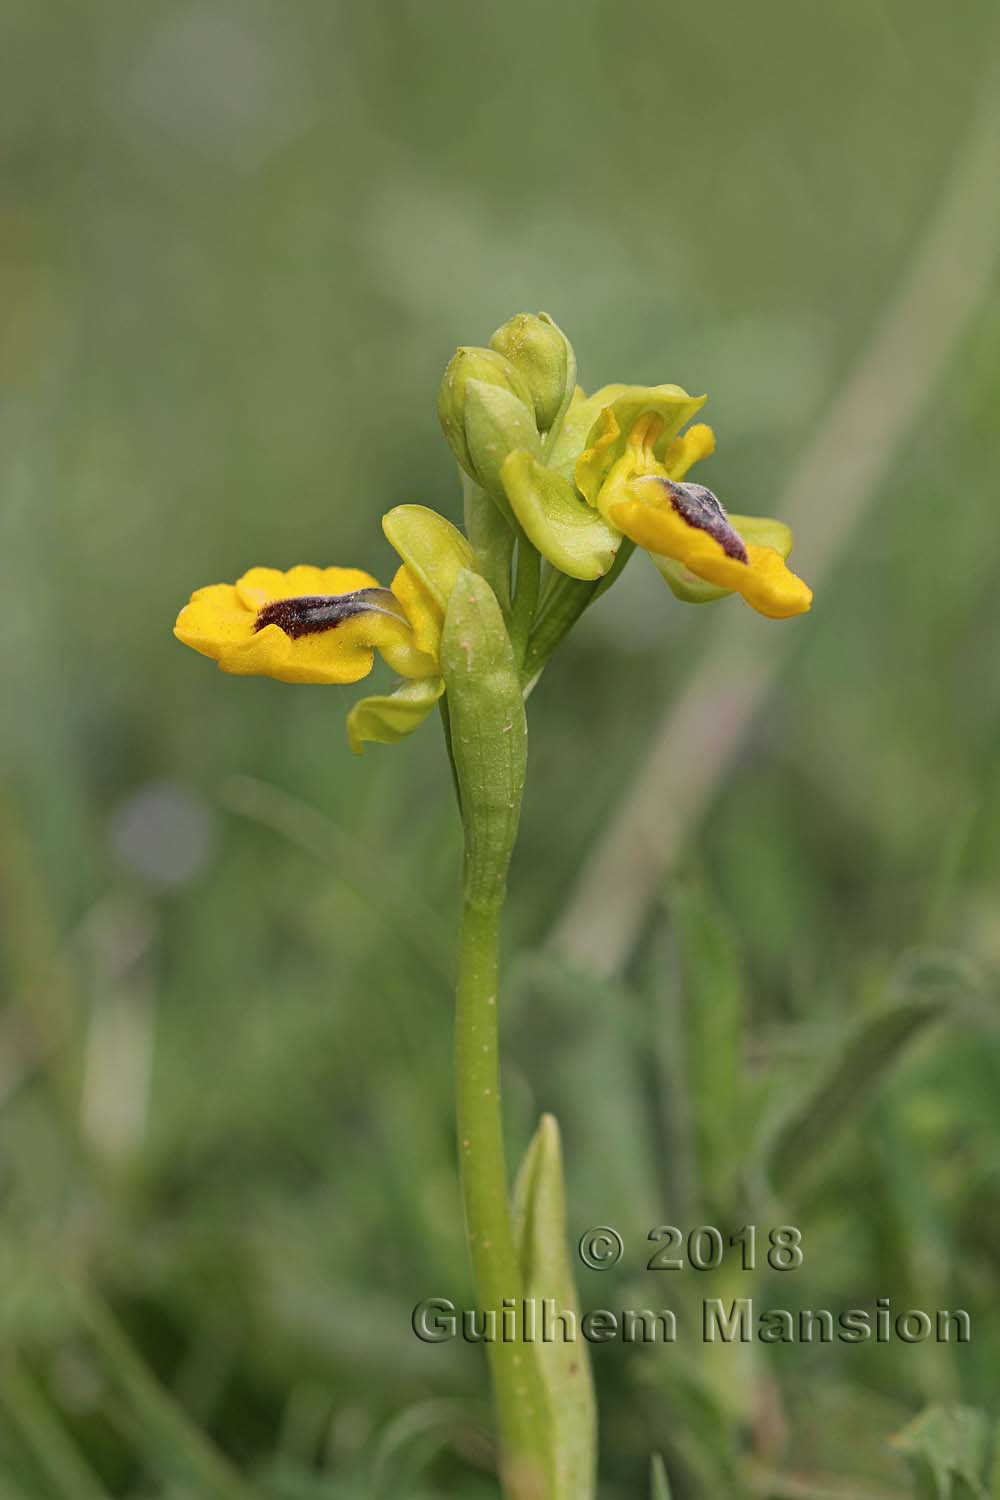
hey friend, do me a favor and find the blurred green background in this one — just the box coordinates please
[3,1,1000,1496]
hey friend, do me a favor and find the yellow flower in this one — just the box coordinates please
[173,563,439,685]
[577,410,812,620]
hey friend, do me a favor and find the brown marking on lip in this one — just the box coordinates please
[659,479,748,562]
[254,588,404,639]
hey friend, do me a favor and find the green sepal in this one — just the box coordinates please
[440,570,526,906]
[730,513,794,555]
[346,676,445,755]
[597,384,707,449]
[501,449,621,582]
[381,504,476,611]
[513,1114,597,1500]
[463,378,541,512]
[437,346,536,479]
[489,311,577,434]
[650,553,732,604]
[575,384,707,505]
[650,513,795,605]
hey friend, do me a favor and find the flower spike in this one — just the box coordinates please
[173,312,814,765]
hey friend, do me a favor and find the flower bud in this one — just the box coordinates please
[489,312,576,433]
[437,346,536,480]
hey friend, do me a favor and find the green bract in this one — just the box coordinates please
[440,569,526,907]
[462,378,541,511]
[513,1115,597,1499]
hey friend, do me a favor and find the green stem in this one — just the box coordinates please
[455,895,550,1499]
[509,531,541,666]
[441,569,549,1496]
[523,541,635,685]
[462,472,514,613]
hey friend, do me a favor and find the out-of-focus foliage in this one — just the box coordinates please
[2,1,999,1496]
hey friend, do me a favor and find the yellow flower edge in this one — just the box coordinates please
[609,495,812,620]
[173,563,439,684]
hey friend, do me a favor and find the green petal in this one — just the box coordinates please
[727,512,794,558]
[599,384,706,449]
[575,384,707,505]
[346,675,444,754]
[546,384,626,479]
[382,504,476,610]
[501,449,621,581]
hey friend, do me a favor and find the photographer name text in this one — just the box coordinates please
[412,1296,971,1346]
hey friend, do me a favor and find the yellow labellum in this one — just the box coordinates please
[173,564,438,684]
[609,495,812,620]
